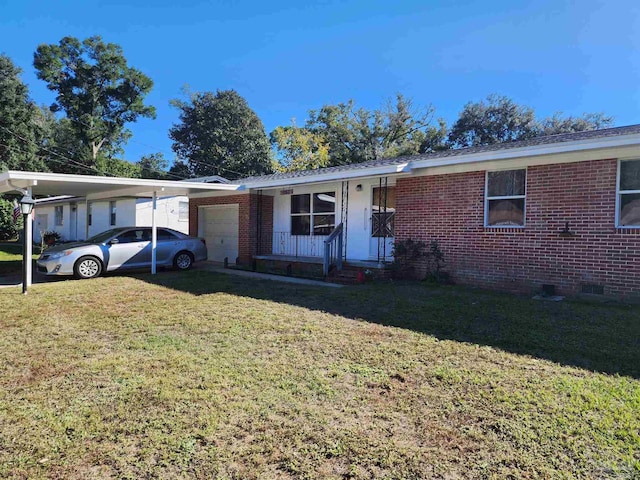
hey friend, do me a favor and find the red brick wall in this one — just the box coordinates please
[395,158,640,298]
[189,193,273,264]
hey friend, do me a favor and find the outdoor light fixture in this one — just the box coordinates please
[20,194,35,295]
[20,195,35,215]
[356,184,363,191]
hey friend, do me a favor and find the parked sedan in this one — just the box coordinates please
[37,227,208,279]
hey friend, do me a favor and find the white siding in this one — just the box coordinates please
[134,196,189,234]
[34,196,189,241]
[32,203,75,242]
[269,177,395,261]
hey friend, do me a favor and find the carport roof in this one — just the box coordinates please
[0,170,243,199]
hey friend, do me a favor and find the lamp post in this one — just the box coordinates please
[20,194,35,295]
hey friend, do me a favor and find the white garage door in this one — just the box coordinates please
[202,205,239,264]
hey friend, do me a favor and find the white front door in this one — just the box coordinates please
[35,214,48,243]
[369,186,395,261]
[201,205,239,263]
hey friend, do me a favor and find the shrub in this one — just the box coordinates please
[391,239,426,279]
[41,231,61,248]
[0,198,21,241]
[424,239,451,284]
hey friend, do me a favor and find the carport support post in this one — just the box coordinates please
[25,187,33,288]
[151,191,157,274]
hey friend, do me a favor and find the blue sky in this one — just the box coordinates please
[1,0,639,165]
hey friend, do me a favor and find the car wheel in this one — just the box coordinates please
[174,251,193,271]
[74,256,102,279]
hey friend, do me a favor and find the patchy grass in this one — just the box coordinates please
[0,271,638,479]
[0,243,41,276]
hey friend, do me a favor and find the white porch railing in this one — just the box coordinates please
[272,231,328,257]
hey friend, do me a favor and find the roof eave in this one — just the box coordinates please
[0,170,244,197]
[241,162,412,189]
[409,132,640,171]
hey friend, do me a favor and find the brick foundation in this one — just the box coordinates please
[395,158,640,298]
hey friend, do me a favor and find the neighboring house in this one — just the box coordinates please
[189,124,640,298]
[33,196,191,243]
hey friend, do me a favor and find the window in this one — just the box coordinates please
[54,206,63,226]
[178,201,189,221]
[158,229,178,241]
[88,202,92,226]
[618,159,640,227]
[371,186,396,237]
[290,192,336,235]
[109,201,117,226]
[485,169,526,227]
[116,229,150,243]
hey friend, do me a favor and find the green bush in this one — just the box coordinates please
[424,239,451,284]
[0,198,21,241]
[391,238,426,279]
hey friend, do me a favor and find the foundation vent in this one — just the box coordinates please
[581,284,605,295]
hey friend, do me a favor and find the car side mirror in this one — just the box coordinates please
[109,238,119,245]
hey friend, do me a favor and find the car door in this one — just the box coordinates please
[105,228,151,270]
[155,229,180,265]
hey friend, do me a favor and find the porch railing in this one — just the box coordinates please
[272,231,327,257]
[323,223,343,276]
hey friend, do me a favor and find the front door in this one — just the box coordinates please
[35,214,48,244]
[369,186,395,261]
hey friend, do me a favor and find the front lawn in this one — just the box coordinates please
[0,242,41,276]
[0,271,638,478]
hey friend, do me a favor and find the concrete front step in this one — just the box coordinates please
[253,256,393,283]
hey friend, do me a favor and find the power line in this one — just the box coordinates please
[0,141,108,177]
[54,114,247,179]
[1,124,189,180]
[0,126,112,176]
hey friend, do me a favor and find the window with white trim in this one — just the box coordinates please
[618,159,640,227]
[485,169,526,227]
[291,192,336,235]
[178,201,189,221]
[54,206,63,226]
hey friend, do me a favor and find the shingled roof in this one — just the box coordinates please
[233,123,640,185]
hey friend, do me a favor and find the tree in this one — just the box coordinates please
[270,122,330,172]
[536,112,613,136]
[419,118,449,154]
[167,159,192,179]
[0,198,21,240]
[448,94,614,148]
[305,95,443,167]
[34,36,156,173]
[0,54,48,172]
[136,153,168,179]
[96,157,141,178]
[170,89,273,179]
[447,94,537,148]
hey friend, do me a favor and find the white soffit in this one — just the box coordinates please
[0,171,242,198]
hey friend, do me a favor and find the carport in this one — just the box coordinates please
[0,170,242,287]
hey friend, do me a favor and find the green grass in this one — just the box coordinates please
[0,243,41,276]
[0,271,638,479]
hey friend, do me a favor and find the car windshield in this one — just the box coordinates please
[87,229,121,243]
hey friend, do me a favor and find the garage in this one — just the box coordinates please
[200,204,239,264]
